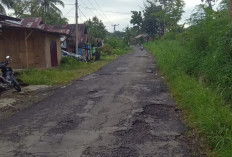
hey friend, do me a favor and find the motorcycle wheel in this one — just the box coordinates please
[12,78,21,92]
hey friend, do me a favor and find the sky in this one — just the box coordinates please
[59,0,221,32]
[6,0,222,32]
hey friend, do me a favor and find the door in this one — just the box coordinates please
[50,40,58,67]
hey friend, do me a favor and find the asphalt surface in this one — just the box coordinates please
[0,47,192,157]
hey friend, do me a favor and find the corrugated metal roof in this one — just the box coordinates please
[47,24,88,44]
[0,20,22,27]
[0,15,88,41]
[0,16,69,36]
[135,34,148,39]
[21,17,46,30]
[45,27,70,35]
[0,14,21,21]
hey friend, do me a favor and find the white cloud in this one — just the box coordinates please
[5,0,223,32]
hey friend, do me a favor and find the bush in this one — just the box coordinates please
[162,32,178,40]
[99,44,113,55]
[103,38,129,56]
[105,38,127,49]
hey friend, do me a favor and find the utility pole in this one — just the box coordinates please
[112,24,119,32]
[75,0,79,54]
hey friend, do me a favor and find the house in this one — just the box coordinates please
[134,34,149,43]
[46,24,88,55]
[0,15,68,69]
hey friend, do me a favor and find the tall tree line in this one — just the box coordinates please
[130,0,185,38]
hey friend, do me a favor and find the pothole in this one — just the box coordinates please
[114,120,152,144]
[88,90,107,99]
[142,104,174,120]
[146,69,153,73]
[46,116,83,135]
[135,55,149,58]
[82,146,139,157]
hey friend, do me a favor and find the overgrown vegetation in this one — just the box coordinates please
[19,55,115,85]
[144,0,232,156]
[100,38,130,55]
[146,41,232,156]
[164,1,232,104]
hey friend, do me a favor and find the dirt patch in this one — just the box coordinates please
[46,115,83,135]
[82,146,139,157]
[142,103,173,120]
[0,85,60,120]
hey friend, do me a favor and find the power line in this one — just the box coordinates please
[79,7,89,21]
[85,0,106,21]
[92,0,114,24]
[60,3,132,15]
[83,6,131,15]
[79,0,99,20]
[64,5,75,16]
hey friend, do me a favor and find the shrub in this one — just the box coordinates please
[99,44,113,55]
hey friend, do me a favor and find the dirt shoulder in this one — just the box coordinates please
[0,85,60,120]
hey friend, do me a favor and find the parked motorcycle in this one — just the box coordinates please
[0,56,21,92]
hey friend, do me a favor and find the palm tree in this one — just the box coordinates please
[36,0,64,16]
[0,0,15,14]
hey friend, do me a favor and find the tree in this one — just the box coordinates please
[43,10,68,24]
[12,0,67,24]
[0,0,15,14]
[130,0,185,38]
[143,1,162,37]
[201,0,218,8]
[37,0,64,15]
[231,0,232,17]
[123,26,138,45]
[85,16,107,44]
[149,0,185,32]
[130,11,143,32]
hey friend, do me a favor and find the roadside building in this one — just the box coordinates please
[46,24,88,56]
[0,15,68,69]
[134,34,149,44]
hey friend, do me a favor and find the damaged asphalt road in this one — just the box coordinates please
[0,47,193,157]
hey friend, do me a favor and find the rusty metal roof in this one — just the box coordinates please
[45,27,70,35]
[0,20,21,27]
[47,24,88,44]
[135,34,148,39]
[0,15,87,40]
[0,16,69,36]
[0,14,21,21]
[21,17,46,30]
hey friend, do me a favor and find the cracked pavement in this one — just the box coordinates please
[0,47,193,157]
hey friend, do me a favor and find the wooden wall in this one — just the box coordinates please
[0,28,61,69]
[44,34,62,68]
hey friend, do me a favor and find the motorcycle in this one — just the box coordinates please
[0,56,21,92]
[140,45,144,51]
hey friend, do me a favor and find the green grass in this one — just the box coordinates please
[18,54,120,85]
[145,41,232,156]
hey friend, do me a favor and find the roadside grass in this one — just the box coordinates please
[145,41,232,156]
[18,53,123,85]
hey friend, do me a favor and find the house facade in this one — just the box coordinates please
[0,15,66,69]
[46,24,88,55]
